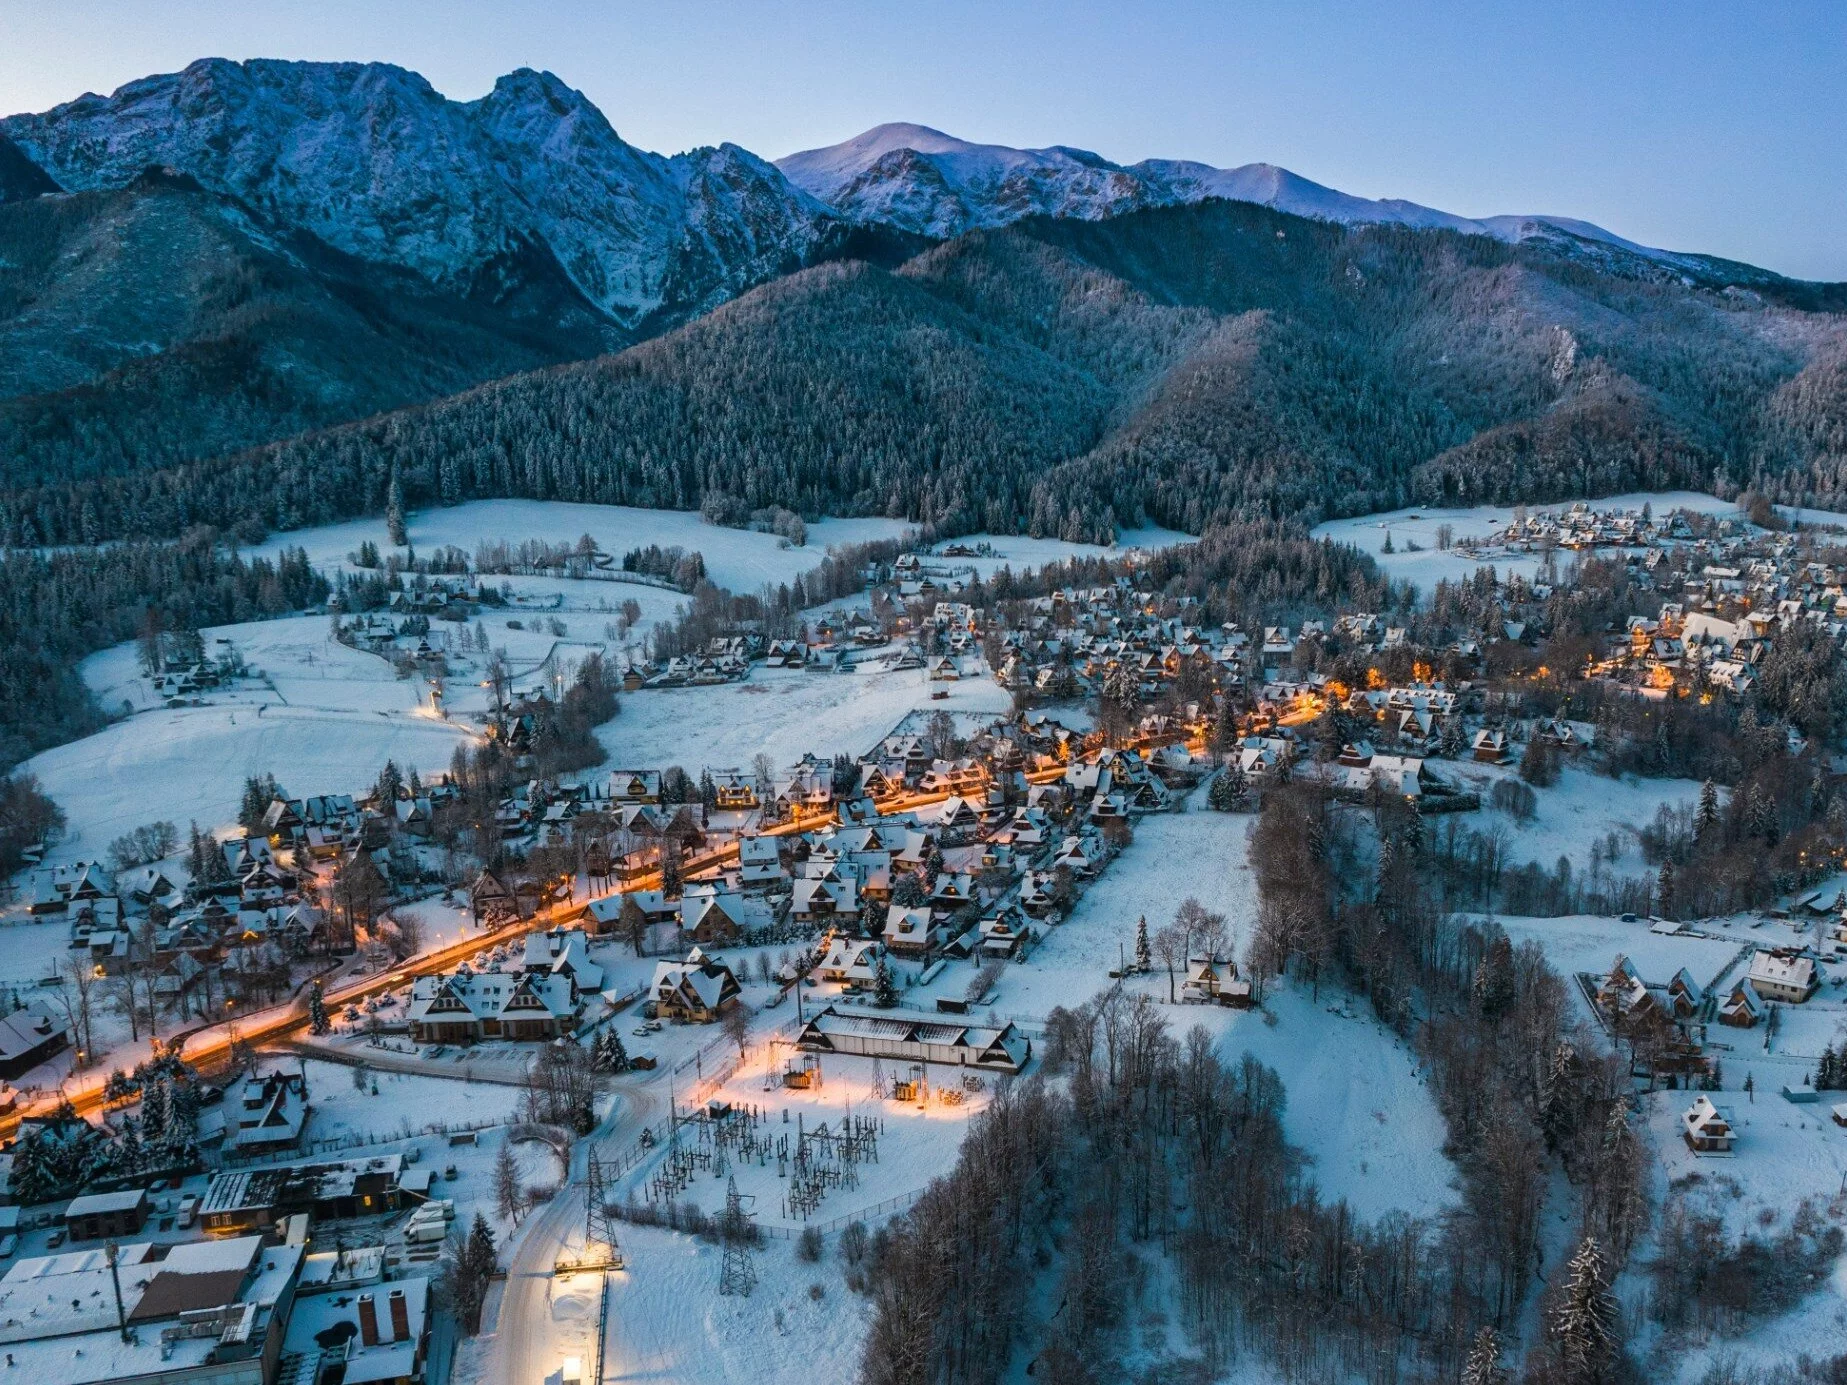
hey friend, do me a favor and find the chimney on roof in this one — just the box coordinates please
[357,1292,380,1347]
[388,1287,410,1342]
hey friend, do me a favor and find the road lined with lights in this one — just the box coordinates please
[9,763,1077,1133]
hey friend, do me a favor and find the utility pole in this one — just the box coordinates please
[105,1240,129,1342]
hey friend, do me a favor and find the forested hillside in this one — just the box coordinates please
[0,167,627,500]
[4,198,1841,548]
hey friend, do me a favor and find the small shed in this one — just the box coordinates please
[64,1187,149,1240]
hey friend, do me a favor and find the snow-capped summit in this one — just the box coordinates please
[778,122,1663,255]
[777,124,1155,238]
[0,61,1716,330]
[1,59,839,330]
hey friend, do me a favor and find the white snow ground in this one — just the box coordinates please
[598,661,1015,772]
[905,790,1458,1222]
[247,501,914,596]
[19,700,471,867]
[1455,762,1706,872]
[1311,491,1740,595]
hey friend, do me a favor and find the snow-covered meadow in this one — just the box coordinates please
[1311,491,1738,595]
[13,503,1194,866]
[599,661,1014,771]
[923,524,1195,579]
[19,699,471,868]
[887,789,1459,1223]
[247,500,914,596]
[1456,761,1707,872]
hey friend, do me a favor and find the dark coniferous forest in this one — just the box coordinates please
[2,198,1844,552]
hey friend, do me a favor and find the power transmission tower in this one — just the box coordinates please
[584,1149,623,1269]
[717,1176,757,1297]
[556,1148,623,1272]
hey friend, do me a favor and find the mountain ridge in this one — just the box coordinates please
[7,197,1843,553]
[0,58,1841,549]
[775,121,1690,266]
[1,58,843,333]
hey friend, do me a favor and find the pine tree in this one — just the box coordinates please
[1746,784,1779,845]
[494,1142,523,1224]
[8,1127,52,1205]
[873,956,899,1008]
[592,1028,629,1073]
[1461,1326,1506,1385]
[374,759,404,805]
[1101,661,1138,740]
[1212,698,1239,756]
[1696,779,1719,836]
[1439,715,1466,759]
[1549,1236,1619,1384]
[1134,915,1152,972]
[308,981,330,1037]
[1656,859,1675,919]
[239,777,269,833]
[1541,1040,1582,1150]
[117,1116,144,1174]
[466,1212,497,1276]
[187,821,214,884]
[1473,934,1515,1018]
[386,468,407,547]
[1210,761,1248,811]
[444,1212,499,1334]
[140,1077,170,1146]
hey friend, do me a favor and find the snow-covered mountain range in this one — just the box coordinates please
[2,59,1723,338]
[0,60,841,331]
[775,121,1663,257]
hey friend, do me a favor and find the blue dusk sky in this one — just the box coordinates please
[1,0,1841,279]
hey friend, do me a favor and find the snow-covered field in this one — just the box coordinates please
[600,1224,867,1385]
[1456,762,1706,872]
[18,700,471,867]
[897,790,1458,1222]
[248,500,914,596]
[0,918,79,993]
[1640,1069,1847,1382]
[1311,491,1739,594]
[600,661,1015,771]
[925,525,1195,579]
[1495,914,1743,992]
[299,1057,527,1145]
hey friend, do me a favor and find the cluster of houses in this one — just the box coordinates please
[21,779,455,1038]
[397,711,1210,1051]
[405,925,605,1043]
[1487,500,1696,554]
[1596,945,1825,1095]
[600,608,895,690]
[1441,501,1847,703]
[0,1050,446,1385]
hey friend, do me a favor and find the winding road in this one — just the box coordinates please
[477,1077,667,1385]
